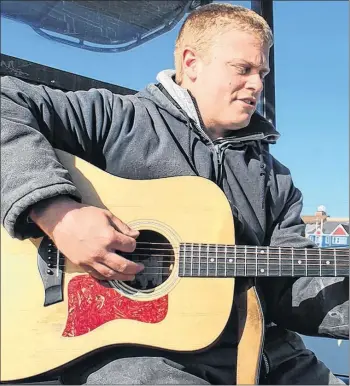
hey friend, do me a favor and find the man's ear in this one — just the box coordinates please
[182,47,200,82]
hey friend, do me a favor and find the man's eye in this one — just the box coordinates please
[237,67,250,75]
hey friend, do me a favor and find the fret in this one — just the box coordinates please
[291,248,294,277]
[265,247,279,276]
[280,247,293,276]
[206,244,209,277]
[195,243,202,277]
[201,245,208,277]
[265,247,276,276]
[319,248,321,277]
[255,246,258,277]
[235,247,247,276]
[224,245,227,277]
[305,248,308,276]
[334,249,337,277]
[192,244,203,277]
[336,248,349,276]
[194,243,201,276]
[293,248,307,276]
[178,244,182,274]
[242,247,261,276]
[179,243,194,277]
[306,248,322,276]
[183,243,186,276]
[208,246,217,276]
[190,243,193,277]
[198,243,201,276]
[320,249,336,277]
[217,245,226,277]
[226,248,235,277]
[215,245,218,277]
[234,246,237,277]
[257,247,268,277]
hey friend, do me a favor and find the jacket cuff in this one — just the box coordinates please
[3,183,82,240]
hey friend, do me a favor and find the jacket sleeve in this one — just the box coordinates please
[1,75,133,240]
[259,177,349,339]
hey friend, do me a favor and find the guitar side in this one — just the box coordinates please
[1,151,237,381]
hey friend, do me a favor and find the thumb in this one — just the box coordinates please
[110,214,140,238]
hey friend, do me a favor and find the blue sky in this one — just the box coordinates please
[1,1,349,217]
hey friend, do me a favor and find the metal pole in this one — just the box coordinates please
[251,0,276,128]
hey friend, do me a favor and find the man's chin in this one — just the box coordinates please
[229,115,252,130]
[210,114,253,136]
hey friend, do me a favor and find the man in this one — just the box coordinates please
[1,3,348,385]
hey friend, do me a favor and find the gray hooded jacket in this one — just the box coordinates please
[1,72,348,384]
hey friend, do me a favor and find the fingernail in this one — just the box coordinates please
[129,229,140,236]
[137,263,144,272]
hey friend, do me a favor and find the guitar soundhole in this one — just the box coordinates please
[122,230,175,291]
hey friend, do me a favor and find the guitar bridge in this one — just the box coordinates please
[37,236,64,306]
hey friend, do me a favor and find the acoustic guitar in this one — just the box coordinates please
[1,150,348,383]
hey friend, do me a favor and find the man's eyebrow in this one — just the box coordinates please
[237,59,270,74]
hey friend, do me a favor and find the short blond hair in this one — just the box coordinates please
[174,3,273,83]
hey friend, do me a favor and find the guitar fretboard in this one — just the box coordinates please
[178,243,349,277]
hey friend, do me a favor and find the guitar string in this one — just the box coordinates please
[49,256,349,263]
[45,270,348,277]
[45,268,348,276]
[134,242,347,248]
[136,242,349,253]
[50,260,349,266]
[123,252,349,258]
[47,253,349,266]
[49,255,349,264]
[125,247,348,256]
[49,262,349,271]
[48,240,349,252]
[46,248,349,258]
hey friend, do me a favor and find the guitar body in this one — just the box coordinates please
[1,150,263,383]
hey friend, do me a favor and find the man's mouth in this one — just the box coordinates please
[238,98,256,108]
[240,98,256,106]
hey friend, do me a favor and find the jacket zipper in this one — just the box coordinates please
[215,142,231,188]
[216,144,224,187]
[262,351,270,375]
[190,120,225,187]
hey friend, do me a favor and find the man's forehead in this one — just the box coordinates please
[215,28,270,50]
[215,32,269,61]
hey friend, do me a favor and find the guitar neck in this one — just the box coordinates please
[178,243,349,277]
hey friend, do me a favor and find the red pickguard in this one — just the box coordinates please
[62,275,168,337]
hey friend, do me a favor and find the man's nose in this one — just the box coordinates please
[246,75,264,93]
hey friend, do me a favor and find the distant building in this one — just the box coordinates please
[303,206,349,248]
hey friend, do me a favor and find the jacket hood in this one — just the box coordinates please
[137,69,280,144]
